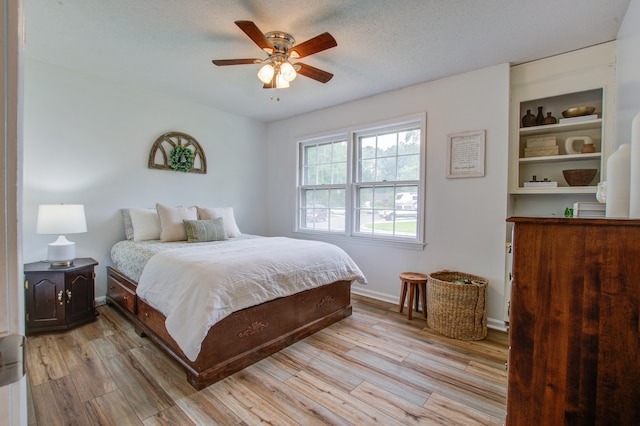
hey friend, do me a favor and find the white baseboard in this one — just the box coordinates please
[351,287,509,333]
[95,296,107,307]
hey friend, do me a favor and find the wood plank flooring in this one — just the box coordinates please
[26,295,508,425]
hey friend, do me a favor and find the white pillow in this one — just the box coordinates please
[196,206,241,238]
[121,208,134,240]
[129,208,161,241]
[156,203,198,242]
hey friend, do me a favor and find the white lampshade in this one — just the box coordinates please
[257,63,275,84]
[280,61,297,82]
[37,204,87,266]
[275,73,290,89]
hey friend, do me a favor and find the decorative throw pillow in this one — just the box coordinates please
[196,206,241,238]
[183,218,227,243]
[156,203,198,242]
[129,208,161,241]
[121,209,134,240]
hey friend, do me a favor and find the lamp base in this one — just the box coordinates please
[47,235,76,267]
[50,260,74,267]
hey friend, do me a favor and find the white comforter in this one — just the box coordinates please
[136,237,366,361]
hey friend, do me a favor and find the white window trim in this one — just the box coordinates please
[294,113,427,249]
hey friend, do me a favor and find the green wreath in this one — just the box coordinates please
[169,145,195,172]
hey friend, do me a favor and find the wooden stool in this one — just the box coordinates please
[399,272,428,320]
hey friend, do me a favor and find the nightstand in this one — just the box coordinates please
[24,258,98,335]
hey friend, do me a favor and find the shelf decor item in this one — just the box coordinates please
[521,109,536,127]
[562,169,597,186]
[564,136,595,154]
[535,106,544,125]
[427,270,488,340]
[606,143,631,218]
[562,106,596,118]
[542,112,557,125]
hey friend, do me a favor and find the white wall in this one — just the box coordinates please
[23,58,268,300]
[266,64,511,327]
[616,0,640,146]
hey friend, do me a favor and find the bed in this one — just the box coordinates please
[106,231,366,390]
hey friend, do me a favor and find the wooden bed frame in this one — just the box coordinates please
[106,266,352,389]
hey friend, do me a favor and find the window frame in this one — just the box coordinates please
[295,113,426,249]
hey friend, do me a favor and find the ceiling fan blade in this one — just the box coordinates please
[235,20,274,54]
[295,63,334,83]
[212,58,260,66]
[289,32,337,59]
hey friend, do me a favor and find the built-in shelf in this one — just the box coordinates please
[519,152,601,164]
[519,118,602,136]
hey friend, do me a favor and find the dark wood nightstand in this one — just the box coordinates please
[24,258,98,335]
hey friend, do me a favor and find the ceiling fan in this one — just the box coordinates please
[212,21,337,89]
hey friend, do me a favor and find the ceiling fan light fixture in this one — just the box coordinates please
[257,63,275,84]
[280,61,297,82]
[275,73,290,89]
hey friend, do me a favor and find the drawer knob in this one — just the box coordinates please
[144,312,150,318]
[123,296,128,301]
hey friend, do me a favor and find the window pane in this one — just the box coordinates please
[305,145,317,164]
[317,143,332,163]
[358,187,374,209]
[360,158,376,182]
[317,164,332,185]
[358,210,375,235]
[332,141,347,162]
[377,132,397,157]
[360,136,376,159]
[397,154,420,180]
[333,162,347,184]
[398,129,420,155]
[304,165,317,185]
[375,157,397,181]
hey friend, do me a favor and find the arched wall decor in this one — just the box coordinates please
[148,131,207,174]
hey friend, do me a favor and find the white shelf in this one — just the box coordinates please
[512,186,598,195]
[519,152,601,164]
[519,119,602,136]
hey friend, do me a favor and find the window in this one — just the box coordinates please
[297,115,425,245]
[298,137,348,232]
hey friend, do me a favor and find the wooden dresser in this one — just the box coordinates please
[506,217,640,425]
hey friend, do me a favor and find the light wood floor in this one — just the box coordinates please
[26,295,508,425]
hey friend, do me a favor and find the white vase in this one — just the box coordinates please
[606,143,631,218]
[629,112,640,218]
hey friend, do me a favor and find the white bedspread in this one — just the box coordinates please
[136,237,366,361]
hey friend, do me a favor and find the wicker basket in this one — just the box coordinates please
[427,270,488,340]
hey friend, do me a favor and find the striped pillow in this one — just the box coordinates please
[183,218,227,243]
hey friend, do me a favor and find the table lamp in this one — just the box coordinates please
[36,204,87,267]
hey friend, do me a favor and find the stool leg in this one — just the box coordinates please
[408,283,415,320]
[399,282,408,313]
[420,282,427,318]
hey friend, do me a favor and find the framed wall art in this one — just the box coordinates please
[446,129,485,178]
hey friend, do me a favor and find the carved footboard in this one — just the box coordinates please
[106,266,352,389]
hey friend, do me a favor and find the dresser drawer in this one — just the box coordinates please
[137,300,178,351]
[107,276,136,314]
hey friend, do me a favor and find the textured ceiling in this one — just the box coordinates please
[24,0,630,122]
